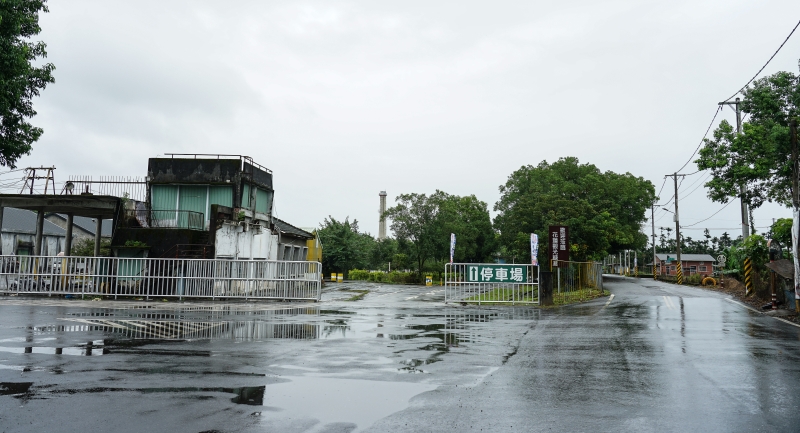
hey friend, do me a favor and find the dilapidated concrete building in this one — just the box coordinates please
[112,154,316,260]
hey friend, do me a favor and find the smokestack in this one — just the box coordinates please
[379,191,387,240]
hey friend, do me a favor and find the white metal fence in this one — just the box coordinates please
[444,263,539,305]
[0,255,321,301]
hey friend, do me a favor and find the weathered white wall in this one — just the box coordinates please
[1,233,65,256]
[214,222,278,260]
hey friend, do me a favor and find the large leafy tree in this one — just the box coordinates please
[384,190,496,274]
[384,193,441,275]
[433,192,496,263]
[0,0,55,168]
[494,157,654,263]
[317,216,374,273]
[696,70,799,209]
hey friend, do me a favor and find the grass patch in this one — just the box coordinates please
[551,288,605,306]
[340,289,369,302]
[464,286,538,304]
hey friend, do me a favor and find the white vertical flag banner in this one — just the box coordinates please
[531,233,539,266]
[450,233,456,264]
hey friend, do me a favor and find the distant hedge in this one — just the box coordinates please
[347,269,420,284]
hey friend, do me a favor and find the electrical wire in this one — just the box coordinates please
[655,177,668,201]
[681,201,735,227]
[721,18,800,103]
[679,172,711,201]
[680,226,770,230]
[675,106,721,174]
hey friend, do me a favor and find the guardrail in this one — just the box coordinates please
[0,255,321,301]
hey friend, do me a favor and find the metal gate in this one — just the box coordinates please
[444,263,539,305]
[0,255,321,301]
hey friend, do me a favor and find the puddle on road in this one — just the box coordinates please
[260,376,436,431]
[0,346,104,356]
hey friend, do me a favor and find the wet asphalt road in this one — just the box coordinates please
[1,276,799,432]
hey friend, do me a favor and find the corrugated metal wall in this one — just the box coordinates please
[178,186,207,227]
[241,184,250,208]
[151,185,178,210]
[256,188,272,214]
[151,185,178,222]
[209,186,233,214]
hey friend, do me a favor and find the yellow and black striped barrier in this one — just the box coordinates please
[676,263,683,285]
[653,265,657,280]
[744,258,753,296]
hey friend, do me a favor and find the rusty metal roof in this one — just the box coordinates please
[765,259,794,280]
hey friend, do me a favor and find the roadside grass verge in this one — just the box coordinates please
[551,288,605,306]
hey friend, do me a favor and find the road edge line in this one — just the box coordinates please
[724,298,800,329]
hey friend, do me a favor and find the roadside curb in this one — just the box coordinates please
[724,298,800,329]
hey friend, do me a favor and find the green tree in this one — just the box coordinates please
[71,238,111,257]
[695,70,799,210]
[368,237,397,270]
[384,190,496,274]
[494,157,655,263]
[768,217,792,258]
[317,216,374,273]
[432,192,496,263]
[0,0,55,168]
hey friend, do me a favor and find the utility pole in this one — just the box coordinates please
[719,98,749,238]
[791,118,799,312]
[20,167,56,195]
[651,204,657,279]
[665,173,687,284]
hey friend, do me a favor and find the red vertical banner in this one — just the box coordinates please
[548,225,569,267]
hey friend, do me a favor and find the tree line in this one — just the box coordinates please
[318,157,655,277]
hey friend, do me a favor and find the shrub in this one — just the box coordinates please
[347,269,371,280]
[346,269,420,284]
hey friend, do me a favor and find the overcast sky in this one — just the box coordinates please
[7,1,800,242]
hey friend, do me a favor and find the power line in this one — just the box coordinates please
[682,200,735,227]
[680,226,770,231]
[722,18,800,103]
[679,172,711,201]
[675,106,722,174]
[655,178,668,201]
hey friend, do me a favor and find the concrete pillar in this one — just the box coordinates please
[64,213,74,256]
[539,271,554,306]
[379,191,387,240]
[93,217,102,256]
[34,211,45,255]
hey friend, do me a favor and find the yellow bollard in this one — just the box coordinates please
[744,258,753,296]
[337,273,343,283]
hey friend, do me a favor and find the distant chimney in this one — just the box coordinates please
[379,191,387,240]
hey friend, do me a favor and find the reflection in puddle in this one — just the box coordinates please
[0,345,103,356]
[39,319,321,340]
[0,382,33,395]
[261,376,436,430]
